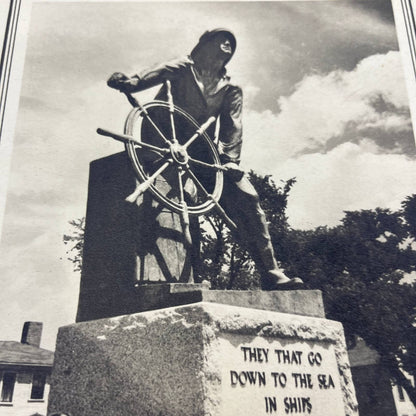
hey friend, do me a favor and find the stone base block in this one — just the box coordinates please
[48,302,358,416]
[77,152,195,323]
[133,284,326,318]
[77,283,326,322]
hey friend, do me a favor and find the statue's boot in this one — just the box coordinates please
[261,270,304,290]
[251,243,304,290]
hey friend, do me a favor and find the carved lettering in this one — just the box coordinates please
[274,349,303,365]
[291,373,313,389]
[317,374,335,389]
[226,343,341,414]
[284,397,312,414]
[307,352,322,366]
[271,372,287,388]
[265,396,278,413]
[241,346,269,363]
[230,370,266,387]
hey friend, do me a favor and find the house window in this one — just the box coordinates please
[1,372,16,402]
[30,373,46,400]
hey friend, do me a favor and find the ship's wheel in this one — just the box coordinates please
[97,81,236,245]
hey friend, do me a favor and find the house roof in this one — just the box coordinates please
[0,341,54,367]
[348,337,380,367]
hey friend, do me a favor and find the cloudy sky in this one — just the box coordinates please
[0,0,415,349]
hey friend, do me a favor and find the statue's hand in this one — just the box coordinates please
[107,72,129,90]
[223,162,244,182]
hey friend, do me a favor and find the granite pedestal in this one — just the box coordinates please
[62,152,359,415]
[48,296,358,416]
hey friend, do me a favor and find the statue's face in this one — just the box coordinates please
[217,34,233,55]
[202,33,233,63]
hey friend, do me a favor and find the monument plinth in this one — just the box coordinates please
[48,302,358,416]
[77,152,197,322]
[50,150,359,416]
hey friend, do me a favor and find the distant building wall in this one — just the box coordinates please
[348,336,416,416]
[0,368,51,416]
[392,381,416,416]
[350,364,397,416]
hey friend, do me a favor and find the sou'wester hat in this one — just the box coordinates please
[191,28,237,64]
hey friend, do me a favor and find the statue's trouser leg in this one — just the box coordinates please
[178,172,279,282]
[189,215,202,280]
[220,175,278,276]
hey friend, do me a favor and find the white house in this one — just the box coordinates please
[0,322,54,416]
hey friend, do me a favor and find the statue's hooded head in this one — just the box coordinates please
[191,29,237,67]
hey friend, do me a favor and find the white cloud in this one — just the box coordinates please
[275,142,416,230]
[240,52,415,230]
[242,51,412,172]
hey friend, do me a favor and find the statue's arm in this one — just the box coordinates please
[218,85,243,165]
[107,57,192,93]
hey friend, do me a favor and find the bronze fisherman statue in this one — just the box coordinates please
[107,29,303,290]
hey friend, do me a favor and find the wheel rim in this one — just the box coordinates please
[124,101,223,215]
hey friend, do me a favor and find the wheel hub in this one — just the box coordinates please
[170,142,189,165]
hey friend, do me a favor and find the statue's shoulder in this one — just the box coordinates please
[142,56,193,76]
[165,55,193,70]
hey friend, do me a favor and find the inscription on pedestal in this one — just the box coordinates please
[219,335,345,415]
[49,303,357,416]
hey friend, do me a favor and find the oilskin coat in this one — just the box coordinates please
[120,56,278,276]
[122,56,242,165]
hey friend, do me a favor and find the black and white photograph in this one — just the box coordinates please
[0,0,416,415]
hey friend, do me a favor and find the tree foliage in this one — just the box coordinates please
[275,196,416,406]
[63,217,85,272]
[403,194,416,239]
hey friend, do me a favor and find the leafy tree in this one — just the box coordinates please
[63,217,85,272]
[403,194,416,239]
[279,200,416,406]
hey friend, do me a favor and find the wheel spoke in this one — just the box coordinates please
[188,157,226,171]
[125,160,172,203]
[140,110,172,145]
[183,116,216,149]
[177,168,192,246]
[145,160,172,184]
[166,80,178,143]
[136,141,169,154]
[97,128,169,155]
[177,169,186,203]
[186,168,237,231]
[122,91,171,144]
